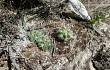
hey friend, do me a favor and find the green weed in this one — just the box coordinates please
[0,0,4,3]
[90,12,110,23]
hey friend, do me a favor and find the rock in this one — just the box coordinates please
[89,60,96,70]
[62,0,91,20]
[47,57,68,70]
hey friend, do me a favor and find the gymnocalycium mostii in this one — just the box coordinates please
[56,26,73,41]
[29,30,51,51]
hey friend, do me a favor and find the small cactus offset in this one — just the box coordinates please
[29,30,51,51]
[56,26,73,41]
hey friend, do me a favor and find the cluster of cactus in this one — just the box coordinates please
[28,26,73,51]
[56,26,73,41]
[29,30,51,51]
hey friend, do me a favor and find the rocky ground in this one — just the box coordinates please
[0,0,110,70]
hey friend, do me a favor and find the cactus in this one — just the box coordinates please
[56,26,73,41]
[29,30,51,51]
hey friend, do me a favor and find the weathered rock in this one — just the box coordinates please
[62,0,91,20]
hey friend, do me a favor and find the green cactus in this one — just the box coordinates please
[29,30,51,51]
[56,26,73,41]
